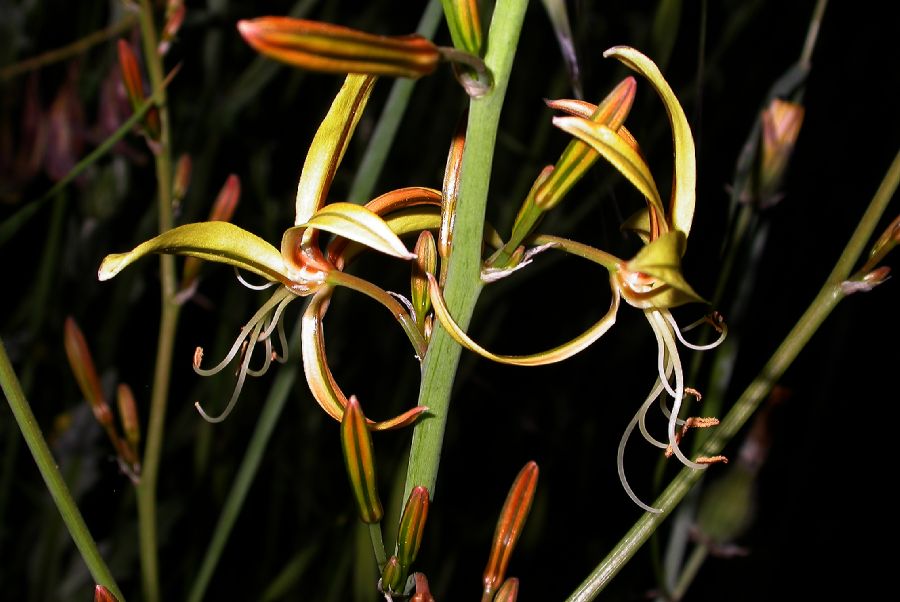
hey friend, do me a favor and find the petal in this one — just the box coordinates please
[624,231,706,307]
[237,17,439,79]
[441,0,483,56]
[427,272,620,365]
[298,201,416,260]
[604,46,696,237]
[294,74,376,225]
[98,221,289,284]
[552,115,666,230]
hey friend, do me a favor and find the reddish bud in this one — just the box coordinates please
[380,555,403,594]
[116,383,141,451]
[410,572,436,602]
[94,585,119,602]
[64,317,106,413]
[494,577,520,602]
[397,485,429,571]
[340,395,383,523]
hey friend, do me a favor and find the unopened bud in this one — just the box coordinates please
[494,577,520,602]
[94,585,119,602]
[116,383,141,451]
[64,317,106,412]
[397,486,429,571]
[758,98,804,207]
[412,231,437,332]
[410,572,435,602]
[340,396,383,523]
[380,555,403,594]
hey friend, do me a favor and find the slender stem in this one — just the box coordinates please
[135,2,178,602]
[0,14,138,81]
[800,0,828,68]
[670,544,708,600]
[368,522,387,572]
[565,148,900,601]
[0,339,125,601]
[402,0,528,501]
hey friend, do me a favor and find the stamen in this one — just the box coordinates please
[695,455,728,464]
[648,310,679,399]
[617,390,664,514]
[656,315,708,471]
[235,266,276,290]
[195,319,264,423]
[664,311,727,351]
[638,359,672,449]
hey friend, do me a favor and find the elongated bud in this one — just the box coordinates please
[172,153,192,212]
[237,17,440,79]
[758,98,804,206]
[494,577,520,602]
[340,395,383,523]
[864,213,900,270]
[158,0,185,56]
[410,572,436,602]
[536,77,637,210]
[440,110,467,266]
[483,461,538,598]
[94,585,119,602]
[116,39,160,139]
[116,383,141,451]
[412,231,437,332]
[64,317,107,422]
[441,0,483,56]
[397,486,430,571]
[380,555,403,594]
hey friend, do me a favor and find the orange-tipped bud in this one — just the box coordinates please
[397,486,429,571]
[483,461,538,598]
[410,572,436,602]
[172,153,192,210]
[494,577,520,602]
[380,555,403,594]
[94,585,119,602]
[158,1,185,56]
[340,395,383,523]
[536,77,637,210]
[440,110,467,262]
[412,231,437,333]
[64,317,107,420]
[116,39,160,139]
[758,98,804,206]
[237,17,440,79]
[116,383,140,451]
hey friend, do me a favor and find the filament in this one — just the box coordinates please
[664,311,727,351]
[195,318,265,423]
[617,390,664,514]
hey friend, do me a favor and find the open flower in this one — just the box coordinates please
[426,46,727,511]
[98,74,431,430]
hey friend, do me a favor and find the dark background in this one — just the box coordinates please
[1,1,897,600]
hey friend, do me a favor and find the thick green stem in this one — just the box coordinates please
[0,340,125,601]
[135,2,178,602]
[565,148,900,601]
[402,0,528,501]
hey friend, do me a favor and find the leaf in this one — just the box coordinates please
[98,222,289,285]
[604,46,696,237]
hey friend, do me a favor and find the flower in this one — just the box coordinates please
[425,46,727,512]
[98,74,433,430]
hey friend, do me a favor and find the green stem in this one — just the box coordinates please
[368,522,387,572]
[0,339,125,601]
[135,2,178,602]
[402,0,528,501]
[565,148,900,601]
[670,543,708,600]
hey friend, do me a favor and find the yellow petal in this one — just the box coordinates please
[299,201,416,260]
[98,222,289,285]
[604,46,696,237]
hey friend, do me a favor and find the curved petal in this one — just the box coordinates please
[552,115,666,230]
[98,221,289,284]
[301,287,427,430]
[622,231,706,307]
[305,201,417,260]
[604,46,696,237]
[295,74,376,225]
[428,272,620,365]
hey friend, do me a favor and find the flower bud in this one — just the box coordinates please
[237,17,440,79]
[758,98,804,207]
[483,461,538,598]
[63,317,107,422]
[380,555,403,594]
[412,231,437,332]
[116,383,141,452]
[94,585,119,602]
[410,572,436,602]
[397,486,429,570]
[340,395,383,523]
[494,577,520,602]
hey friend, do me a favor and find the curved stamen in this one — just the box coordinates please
[194,287,291,377]
[655,311,707,470]
[617,388,664,514]
[245,327,274,377]
[235,266,277,290]
[647,310,679,400]
[195,318,265,423]
[664,311,728,351]
[638,360,673,449]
